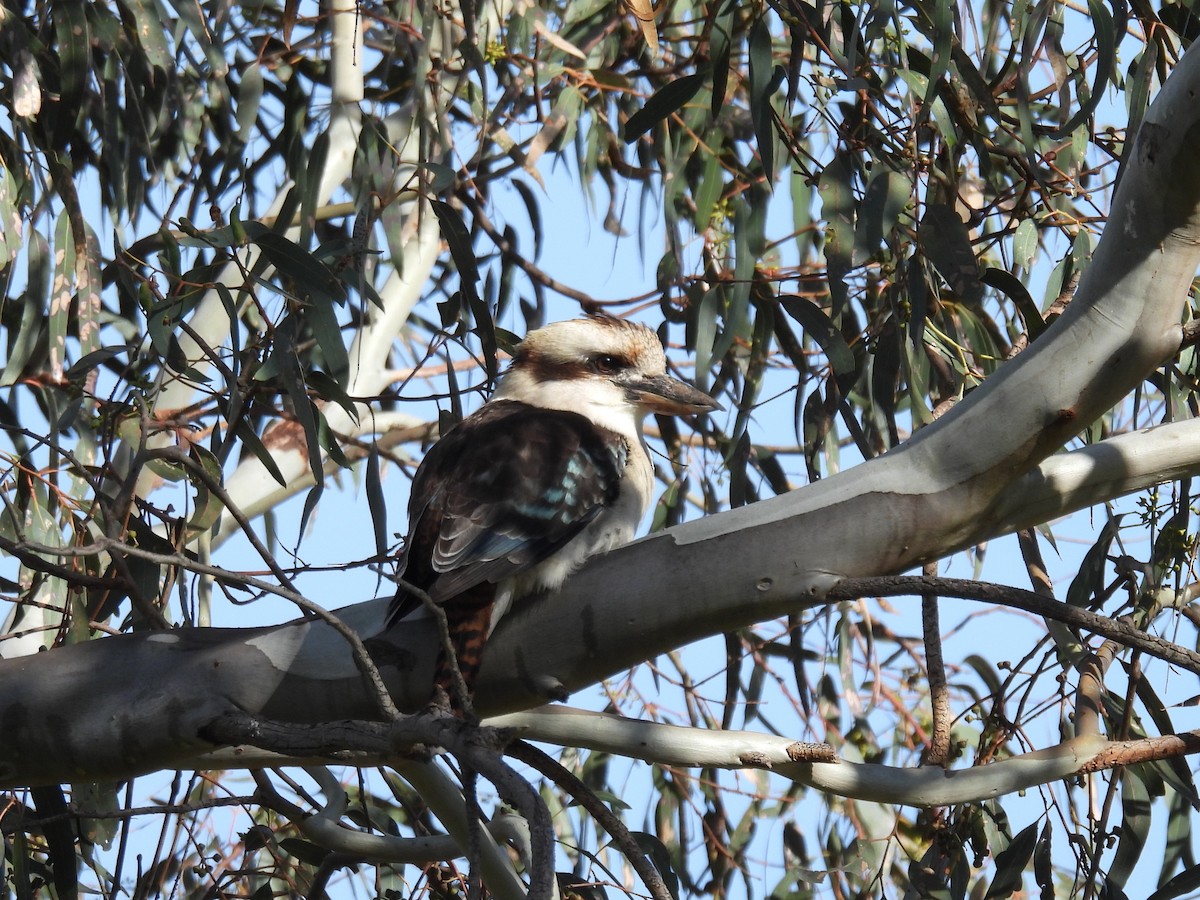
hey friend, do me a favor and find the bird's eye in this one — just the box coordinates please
[594,354,623,375]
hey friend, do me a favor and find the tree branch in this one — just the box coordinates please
[508,740,675,900]
[828,575,1200,674]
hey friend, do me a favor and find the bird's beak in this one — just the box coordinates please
[629,374,723,415]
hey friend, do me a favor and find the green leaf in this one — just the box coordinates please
[853,170,909,261]
[709,0,736,115]
[870,317,900,447]
[366,442,388,559]
[1012,218,1038,268]
[184,445,224,535]
[300,132,329,246]
[567,788,631,812]
[0,164,22,266]
[981,267,1044,340]
[273,315,326,496]
[234,420,288,489]
[12,49,42,119]
[918,203,982,305]
[779,295,856,387]
[1125,41,1158,146]
[236,61,264,141]
[147,263,213,362]
[77,222,102,358]
[747,19,777,178]
[692,145,724,231]
[1051,0,1114,139]
[985,821,1037,898]
[316,406,349,469]
[791,170,813,261]
[52,1,90,145]
[817,155,854,314]
[693,285,721,389]
[419,162,456,193]
[1032,822,1053,898]
[962,654,1004,699]
[922,0,953,114]
[1152,864,1200,900]
[0,232,46,387]
[510,178,544,260]
[908,841,956,899]
[1108,765,1154,889]
[50,210,74,380]
[64,347,126,382]
[121,0,172,69]
[903,336,935,427]
[303,294,349,380]
[1065,515,1121,607]
[630,832,680,900]
[278,838,330,867]
[175,219,269,250]
[623,73,706,143]
[430,199,480,291]
[731,196,757,331]
[550,85,584,148]
[253,232,347,307]
[306,370,358,422]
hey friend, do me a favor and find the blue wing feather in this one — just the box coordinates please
[389,400,627,623]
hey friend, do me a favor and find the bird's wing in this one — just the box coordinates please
[389,400,627,624]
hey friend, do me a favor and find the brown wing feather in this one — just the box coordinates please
[389,399,625,622]
[389,400,626,705]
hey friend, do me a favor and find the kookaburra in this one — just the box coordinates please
[389,316,720,705]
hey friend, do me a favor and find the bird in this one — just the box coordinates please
[388,316,720,709]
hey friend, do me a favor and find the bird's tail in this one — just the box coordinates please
[436,582,496,709]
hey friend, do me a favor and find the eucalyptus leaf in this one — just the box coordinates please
[623,73,706,143]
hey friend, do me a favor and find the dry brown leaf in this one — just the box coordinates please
[623,0,659,55]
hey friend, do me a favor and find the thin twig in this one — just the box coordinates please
[164,447,301,596]
[401,578,475,718]
[4,795,258,832]
[829,575,1200,675]
[920,562,950,767]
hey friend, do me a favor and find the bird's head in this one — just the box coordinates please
[493,317,721,433]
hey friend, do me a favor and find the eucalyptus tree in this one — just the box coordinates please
[2,0,1200,897]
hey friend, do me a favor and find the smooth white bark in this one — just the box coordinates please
[488,708,1112,807]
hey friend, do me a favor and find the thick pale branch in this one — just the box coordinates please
[491,709,1200,808]
[213,192,443,548]
[488,707,835,768]
[992,416,1200,532]
[153,6,365,417]
[789,735,1112,806]
[53,702,1200,811]
[5,400,1200,790]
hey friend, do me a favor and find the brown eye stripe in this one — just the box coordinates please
[516,354,595,383]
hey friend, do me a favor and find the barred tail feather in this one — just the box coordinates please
[436,583,496,708]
